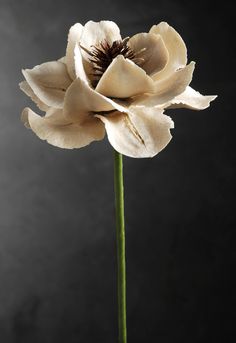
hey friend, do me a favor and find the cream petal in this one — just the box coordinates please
[19,81,50,112]
[80,20,121,60]
[128,32,169,75]
[65,23,84,79]
[133,62,195,107]
[64,78,127,123]
[22,61,72,109]
[74,44,90,84]
[97,106,174,158]
[96,55,155,98]
[22,107,105,149]
[150,22,187,81]
[166,86,217,110]
[58,56,66,63]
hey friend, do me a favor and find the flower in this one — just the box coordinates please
[20,20,216,158]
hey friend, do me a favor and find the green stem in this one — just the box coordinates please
[113,149,127,343]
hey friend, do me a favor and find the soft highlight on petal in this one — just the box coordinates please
[65,23,84,79]
[128,32,169,75]
[22,107,105,149]
[96,55,155,98]
[22,61,72,108]
[97,106,174,158]
[74,44,89,84]
[150,22,187,81]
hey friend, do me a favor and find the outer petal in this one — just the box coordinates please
[150,22,187,81]
[96,55,155,98]
[133,62,195,107]
[21,107,105,149]
[19,81,49,112]
[97,106,174,158]
[128,32,169,75]
[80,20,121,60]
[22,61,72,109]
[65,23,84,79]
[64,78,127,123]
[166,86,217,109]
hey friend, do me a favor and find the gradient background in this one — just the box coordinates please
[0,0,235,342]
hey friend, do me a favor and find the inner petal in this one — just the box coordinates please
[128,32,169,76]
[95,55,155,98]
[80,21,121,61]
[150,22,187,81]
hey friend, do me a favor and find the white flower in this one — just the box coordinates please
[20,20,216,158]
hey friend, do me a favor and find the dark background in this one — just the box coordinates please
[0,0,235,342]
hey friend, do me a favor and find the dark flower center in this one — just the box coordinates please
[80,38,144,88]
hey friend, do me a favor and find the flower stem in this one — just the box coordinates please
[113,149,127,343]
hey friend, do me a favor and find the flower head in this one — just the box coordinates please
[20,20,216,158]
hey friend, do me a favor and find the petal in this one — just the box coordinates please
[58,56,66,63]
[166,86,217,110]
[80,20,121,60]
[64,78,127,123]
[128,32,168,75]
[65,23,84,79]
[133,62,195,107]
[150,22,187,81]
[19,81,49,112]
[96,55,155,98]
[22,61,72,108]
[74,44,90,84]
[21,107,105,149]
[97,106,174,158]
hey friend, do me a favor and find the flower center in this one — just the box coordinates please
[80,38,145,88]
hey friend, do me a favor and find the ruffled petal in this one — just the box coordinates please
[128,32,168,75]
[166,86,217,109]
[65,23,84,79]
[19,81,49,112]
[80,20,121,61]
[97,106,174,158]
[96,55,155,98]
[21,107,105,149]
[64,78,127,123]
[133,62,195,107]
[22,61,72,109]
[150,22,187,81]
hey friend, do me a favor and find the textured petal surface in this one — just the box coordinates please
[22,107,105,149]
[166,86,217,109]
[96,55,155,98]
[133,62,195,107]
[150,22,187,81]
[128,32,168,75]
[19,81,49,112]
[64,78,127,123]
[22,61,72,108]
[97,106,174,158]
[65,23,84,79]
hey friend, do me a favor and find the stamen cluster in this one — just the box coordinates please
[81,38,144,87]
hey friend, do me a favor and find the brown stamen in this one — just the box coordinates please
[80,37,145,88]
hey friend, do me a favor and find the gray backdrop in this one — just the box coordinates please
[0,0,235,342]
